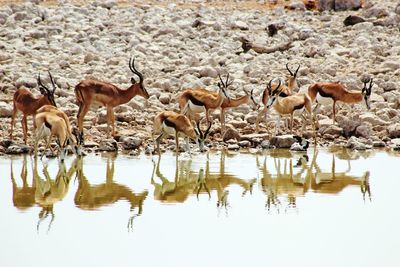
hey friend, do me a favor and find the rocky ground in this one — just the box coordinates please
[0,0,400,155]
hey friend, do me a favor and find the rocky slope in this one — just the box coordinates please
[0,0,399,154]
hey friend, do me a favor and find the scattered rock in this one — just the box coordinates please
[120,136,142,150]
[98,139,118,151]
[231,21,249,30]
[223,128,240,142]
[346,136,368,150]
[6,144,30,154]
[388,123,400,138]
[158,93,170,105]
[334,0,361,11]
[260,140,272,149]
[227,144,240,150]
[0,101,13,117]
[344,15,365,26]
[359,113,389,126]
[320,124,343,137]
[269,135,297,148]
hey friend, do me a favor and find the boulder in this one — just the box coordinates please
[320,125,343,137]
[231,21,249,30]
[120,136,142,150]
[158,93,170,105]
[334,0,361,11]
[344,15,365,26]
[227,144,240,150]
[0,101,13,117]
[388,123,400,138]
[355,124,373,139]
[359,113,389,126]
[260,140,272,149]
[223,128,240,142]
[345,136,368,150]
[269,135,297,148]
[98,139,118,151]
[6,144,30,154]
[318,0,335,11]
[336,116,360,137]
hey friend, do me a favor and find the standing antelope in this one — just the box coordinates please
[10,72,57,144]
[266,79,315,135]
[255,63,300,132]
[308,79,373,124]
[179,73,231,124]
[34,109,78,161]
[219,88,258,132]
[153,111,212,155]
[75,57,149,137]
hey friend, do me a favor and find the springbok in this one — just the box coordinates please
[219,88,258,132]
[179,73,231,124]
[34,108,79,161]
[153,111,212,155]
[10,72,57,144]
[35,105,83,156]
[75,57,149,137]
[266,79,315,135]
[255,63,300,132]
[307,78,373,124]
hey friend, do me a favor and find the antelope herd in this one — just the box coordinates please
[8,56,375,160]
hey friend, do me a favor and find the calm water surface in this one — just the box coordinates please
[1,148,399,267]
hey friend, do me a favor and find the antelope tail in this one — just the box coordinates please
[307,84,319,103]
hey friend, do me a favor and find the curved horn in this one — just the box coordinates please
[37,72,50,93]
[368,78,373,95]
[218,73,225,88]
[129,57,144,84]
[47,71,57,93]
[196,121,203,139]
[294,64,300,77]
[286,63,293,76]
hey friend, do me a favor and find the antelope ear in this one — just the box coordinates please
[131,77,136,84]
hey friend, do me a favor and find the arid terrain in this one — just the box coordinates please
[0,0,399,154]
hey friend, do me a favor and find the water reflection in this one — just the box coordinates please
[257,149,371,213]
[10,155,36,210]
[74,155,148,231]
[152,153,256,216]
[34,158,77,233]
[8,148,373,230]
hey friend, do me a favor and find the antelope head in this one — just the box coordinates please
[194,121,212,152]
[362,78,373,110]
[129,57,150,99]
[266,79,282,109]
[217,73,232,100]
[286,63,300,91]
[244,88,260,110]
[71,127,84,157]
[37,71,57,107]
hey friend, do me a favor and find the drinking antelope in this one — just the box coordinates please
[266,79,315,135]
[307,78,373,124]
[179,73,231,124]
[153,111,212,155]
[75,57,149,137]
[35,105,83,156]
[10,72,57,144]
[34,108,79,161]
[255,63,300,132]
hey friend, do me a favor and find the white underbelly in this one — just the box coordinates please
[162,122,176,137]
[188,101,206,114]
[315,94,333,106]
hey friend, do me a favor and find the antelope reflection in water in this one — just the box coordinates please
[151,151,256,214]
[10,155,36,211]
[257,149,371,213]
[34,157,77,233]
[73,154,148,231]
